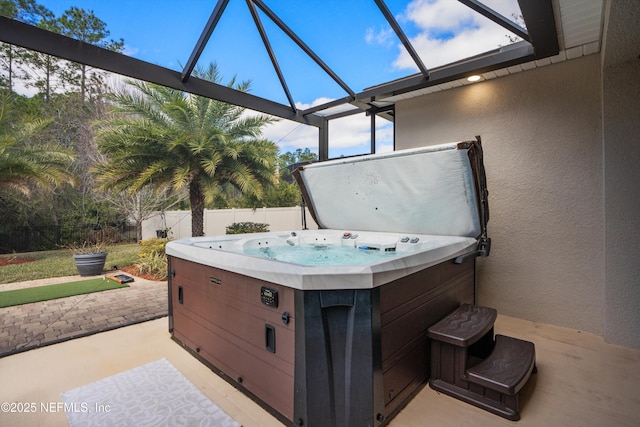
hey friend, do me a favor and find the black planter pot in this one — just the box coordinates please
[73,252,108,276]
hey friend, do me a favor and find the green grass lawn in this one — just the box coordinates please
[0,243,140,285]
[0,278,129,308]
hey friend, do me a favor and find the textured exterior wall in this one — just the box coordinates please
[601,0,640,349]
[395,55,605,335]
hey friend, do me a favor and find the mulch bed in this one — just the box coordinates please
[119,264,165,281]
[0,257,38,267]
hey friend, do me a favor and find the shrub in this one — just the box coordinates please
[136,238,168,280]
[225,222,269,234]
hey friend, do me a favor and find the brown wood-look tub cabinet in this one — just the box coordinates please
[166,139,490,427]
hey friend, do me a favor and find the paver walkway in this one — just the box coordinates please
[0,273,167,357]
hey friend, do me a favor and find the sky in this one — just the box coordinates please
[25,0,523,158]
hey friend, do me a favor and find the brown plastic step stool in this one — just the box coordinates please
[428,304,536,421]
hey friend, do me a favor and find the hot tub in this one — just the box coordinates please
[167,139,490,427]
[166,230,477,290]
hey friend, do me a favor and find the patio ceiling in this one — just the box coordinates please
[0,0,603,127]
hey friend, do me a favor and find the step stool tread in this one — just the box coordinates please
[428,303,497,347]
[467,334,536,395]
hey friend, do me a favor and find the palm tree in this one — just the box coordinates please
[93,63,278,237]
[0,92,76,195]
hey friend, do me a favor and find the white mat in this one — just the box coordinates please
[61,358,241,427]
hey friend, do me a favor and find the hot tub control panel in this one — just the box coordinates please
[261,286,279,308]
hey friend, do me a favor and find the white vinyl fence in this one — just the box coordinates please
[141,206,318,240]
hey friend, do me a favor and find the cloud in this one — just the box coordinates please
[365,26,396,48]
[11,79,39,97]
[482,0,524,22]
[393,24,508,70]
[122,45,139,57]
[259,97,394,156]
[262,119,319,151]
[326,114,371,148]
[403,0,475,31]
[377,142,394,153]
[260,98,329,151]
[393,0,521,71]
[375,125,394,153]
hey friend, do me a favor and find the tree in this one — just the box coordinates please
[22,16,63,103]
[0,90,76,195]
[0,0,54,92]
[0,0,50,23]
[56,6,123,102]
[277,147,318,182]
[1,2,130,237]
[239,179,301,208]
[93,63,278,237]
[1,2,123,102]
[100,185,186,242]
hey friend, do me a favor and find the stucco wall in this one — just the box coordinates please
[395,54,605,335]
[601,0,640,349]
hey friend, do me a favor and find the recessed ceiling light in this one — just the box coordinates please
[467,75,482,82]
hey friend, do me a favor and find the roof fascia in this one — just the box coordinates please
[296,42,534,114]
[357,41,536,101]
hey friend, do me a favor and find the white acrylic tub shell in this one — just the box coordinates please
[166,230,477,290]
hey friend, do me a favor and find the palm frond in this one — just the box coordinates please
[0,100,76,195]
[94,63,279,236]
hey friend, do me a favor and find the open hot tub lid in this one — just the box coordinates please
[293,138,489,243]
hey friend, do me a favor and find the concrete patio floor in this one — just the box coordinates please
[1,276,639,426]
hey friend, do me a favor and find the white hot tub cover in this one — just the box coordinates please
[166,138,490,290]
[293,139,489,239]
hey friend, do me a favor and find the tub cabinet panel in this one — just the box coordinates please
[169,257,295,421]
[379,259,474,419]
[169,256,474,427]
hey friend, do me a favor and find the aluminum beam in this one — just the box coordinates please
[357,42,537,101]
[181,0,230,82]
[301,97,355,116]
[1,0,558,126]
[251,0,356,98]
[246,0,297,113]
[459,0,530,42]
[0,16,323,127]
[318,118,329,161]
[374,0,430,79]
[518,0,559,58]
[308,0,557,111]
